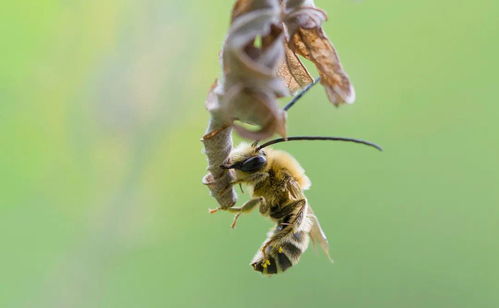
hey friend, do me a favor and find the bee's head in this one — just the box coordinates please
[220,142,267,174]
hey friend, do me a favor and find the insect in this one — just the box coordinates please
[210,136,382,275]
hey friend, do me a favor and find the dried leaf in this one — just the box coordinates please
[284,3,327,33]
[220,0,289,139]
[284,0,355,105]
[229,87,287,139]
[290,27,355,105]
[276,44,314,93]
[232,0,287,22]
[231,0,253,21]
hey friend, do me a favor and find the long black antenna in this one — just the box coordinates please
[283,77,321,111]
[256,136,383,151]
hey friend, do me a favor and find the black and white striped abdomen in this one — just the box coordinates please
[251,203,313,275]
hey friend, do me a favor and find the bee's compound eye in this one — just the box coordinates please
[240,155,266,173]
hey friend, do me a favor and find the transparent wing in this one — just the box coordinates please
[307,205,333,262]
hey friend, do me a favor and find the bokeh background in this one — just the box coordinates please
[1,0,498,307]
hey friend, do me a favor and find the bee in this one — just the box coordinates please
[210,136,382,275]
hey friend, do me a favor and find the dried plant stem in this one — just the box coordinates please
[202,92,237,208]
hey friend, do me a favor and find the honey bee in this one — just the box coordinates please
[210,136,382,275]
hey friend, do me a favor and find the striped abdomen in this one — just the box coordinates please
[251,229,311,274]
[251,200,312,275]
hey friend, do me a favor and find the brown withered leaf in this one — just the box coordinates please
[228,85,287,139]
[277,44,314,93]
[284,0,355,105]
[231,0,252,21]
[284,2,327,34]
[219,0,289,140]
[231,0,277,22]
[290,27,355,105]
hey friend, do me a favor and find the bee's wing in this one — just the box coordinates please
[307,205,333,262]
[284,173,303,200]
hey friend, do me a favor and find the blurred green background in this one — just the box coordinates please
[1,0,498,307]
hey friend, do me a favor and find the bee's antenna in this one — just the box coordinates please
[283,77,321,111]
[256,136,383,152]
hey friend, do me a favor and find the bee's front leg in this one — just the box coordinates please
[209,197,265,229]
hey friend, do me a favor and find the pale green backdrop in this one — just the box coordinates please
[1,0,498,307]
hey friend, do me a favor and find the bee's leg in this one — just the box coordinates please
[225,197,264,229]
[231,214,241,229]
[222,197,263,214]
[230,179,243,186]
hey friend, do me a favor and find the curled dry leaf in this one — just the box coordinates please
[221,1,288,140]
[284,0,355,105]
